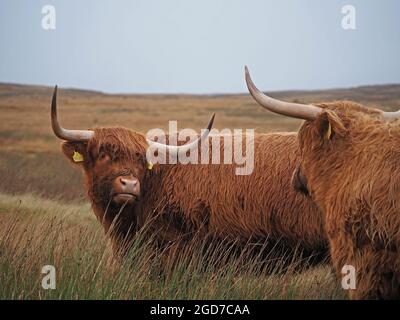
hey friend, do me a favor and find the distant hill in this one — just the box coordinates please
[0,82,103,98]
[1,82,400,109]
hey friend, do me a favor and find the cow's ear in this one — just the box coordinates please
[61,141,88,166]
[136,152,153,171]
[315,110,346,141]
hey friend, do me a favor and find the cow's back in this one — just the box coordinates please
[142,132,326,252]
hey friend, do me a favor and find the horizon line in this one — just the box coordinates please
[1,80,400,97]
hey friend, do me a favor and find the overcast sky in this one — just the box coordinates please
[0,0,399,93]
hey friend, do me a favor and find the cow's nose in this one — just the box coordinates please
[120,177,135,187]
[114,176,140,197]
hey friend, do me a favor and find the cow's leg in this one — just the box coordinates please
[348,251,400,300]
[329,233,400,299]
[329,238,376,299]
[359,250,400,299]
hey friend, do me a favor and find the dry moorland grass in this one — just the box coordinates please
[0,193,344,299]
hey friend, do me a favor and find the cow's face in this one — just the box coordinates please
[50,86,213,212]
[294,105,349,202]
[61,128,149,209]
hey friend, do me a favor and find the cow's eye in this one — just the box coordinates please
[98,152,110,162]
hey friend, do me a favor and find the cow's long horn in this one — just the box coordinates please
[147,114,215,155]
[245,66,322,120]
[51,86,94,141]
[382,110,400,121]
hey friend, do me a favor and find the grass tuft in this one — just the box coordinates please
[0,193,344,300]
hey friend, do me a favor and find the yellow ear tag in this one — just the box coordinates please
[324,122,332,140]
[72,151,84,163]
[147,161,153,170]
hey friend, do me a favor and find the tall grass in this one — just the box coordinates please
[0,193,345,300]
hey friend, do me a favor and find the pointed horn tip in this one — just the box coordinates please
[210,113,215,123]
[206,113,216,131]
[244,66,256,90]
[52,85,58,101]
[244,66,249,79]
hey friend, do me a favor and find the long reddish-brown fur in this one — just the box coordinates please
[295,100,400,299]
[61,128,327,266]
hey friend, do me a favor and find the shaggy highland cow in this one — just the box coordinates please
[246,66,400,299]
[50,86,327,268]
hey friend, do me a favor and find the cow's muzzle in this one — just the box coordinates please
[112,175,140,205]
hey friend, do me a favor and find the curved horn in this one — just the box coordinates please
[382,110,400,121]
[245,66,322,120]
[51,86,94,141]
[147,114,215,155]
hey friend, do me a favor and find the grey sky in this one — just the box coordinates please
[0,0,399,93]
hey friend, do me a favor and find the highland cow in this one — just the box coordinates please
[246,66,400,299]
[50,86,327,269]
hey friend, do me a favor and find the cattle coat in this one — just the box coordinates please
[294,101,400,299]
[61,128,327,265]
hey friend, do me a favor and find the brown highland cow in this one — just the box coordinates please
[246,66,400,299]
[50,86,327,269]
